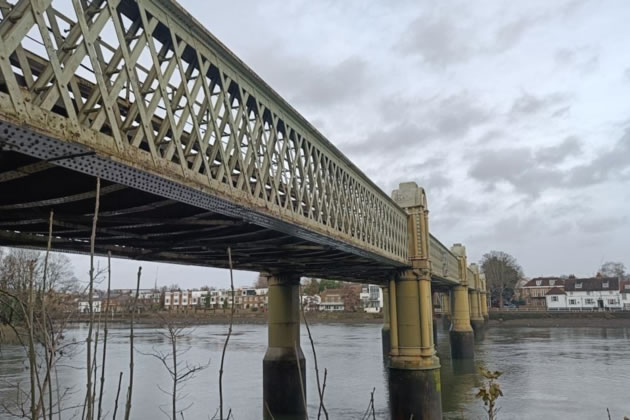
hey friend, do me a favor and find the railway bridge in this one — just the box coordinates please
[0,1,488,418]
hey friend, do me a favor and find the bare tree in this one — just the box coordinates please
[218,248,235,420]
[599,261,626,279]
[480,251,523,309]
[86,177,101,420]
[254,273,268,289]
[97,252,113,420]
[140,315,209,419]
[124,267,142,420]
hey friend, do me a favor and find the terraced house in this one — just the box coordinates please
[519,277,565,307]
[546,276,627,311]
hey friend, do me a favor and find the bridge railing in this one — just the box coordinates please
[0,0,408,264]
[428,234,460,283]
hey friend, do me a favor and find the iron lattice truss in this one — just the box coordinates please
[0,0,408,266]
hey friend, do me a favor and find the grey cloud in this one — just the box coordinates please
[565,131,630,187]
[434,94,490,137]
[551,106,571,118]
[468,142,578,197]
[398,1,583,67]
[343,122,432,162]
[469,130,629,196]
[398,14,472,66]
[345,93,489,158]
[510,92,570,116]
[476,129,504,145]
[291,57,369,108]
[471,213,573,247]
[245,47,369,109]
[535,136,582,163]
[555,48,575,64]
[554,47,599,74]
[493,16,539,53]
[577,216,628,234]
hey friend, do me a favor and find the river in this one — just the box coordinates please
[1,322,629,419]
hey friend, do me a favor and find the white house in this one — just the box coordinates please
[360,284,383,313]
[622,281,630,310]
[164,290,208,309]
[546,276,624,310]
[545,287,567,310]
[78,299,102,313]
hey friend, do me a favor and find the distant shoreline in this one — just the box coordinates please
[66,310,385,325]
[488,311,630,328]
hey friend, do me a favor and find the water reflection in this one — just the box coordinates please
[0,324,629,419]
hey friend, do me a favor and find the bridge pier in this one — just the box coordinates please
[389,182,442,420]
[469,264,485,336]
[388,270,442,420]
[449,245,475,360]
[441,292,452,331]
[382,286,391,362]
[262,273,306,420]
[481,290,490,324]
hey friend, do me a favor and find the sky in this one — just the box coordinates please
[67,0,630,289]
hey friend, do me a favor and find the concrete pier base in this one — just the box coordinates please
[382,325,391,362]
[262,273,306,420]
[471,318,486,337]
[432,318,438,347]
[389,367,442,420]
[263,348,306,420]
[449,330,475,360]
[442,315,451,331]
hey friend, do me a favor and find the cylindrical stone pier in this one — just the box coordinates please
[263,273,306,420]
[389,270,442,420]
[469,290,485,335]
[389,181,443,419]
[441,292,452,331]
[449,244,475,360]
[450,285,475,359]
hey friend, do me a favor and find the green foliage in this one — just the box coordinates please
[475,368,503,420]
[319,279,341,292]
[302,278,321,296]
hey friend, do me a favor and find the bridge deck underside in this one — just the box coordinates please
[0,150,399,283]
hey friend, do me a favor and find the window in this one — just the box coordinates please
[603,282,609,289]
[575,283,582,289]
[608,299,618,305]
[536,280,542,286]
[569,299,577,305]
[551,296,558,302]
[550,280,555,286]
[165,298,170,304]
[584,298,594,305]
[625,284,630,290]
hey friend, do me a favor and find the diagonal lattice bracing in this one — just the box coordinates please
[0,0,408,265]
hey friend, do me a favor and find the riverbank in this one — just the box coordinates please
[68,310,385,325]
[488,311,630,328]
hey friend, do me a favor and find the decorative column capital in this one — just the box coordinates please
[391,182,430,266]
[450,243,469,286]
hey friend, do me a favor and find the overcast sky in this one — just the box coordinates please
[64,0,630,289]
